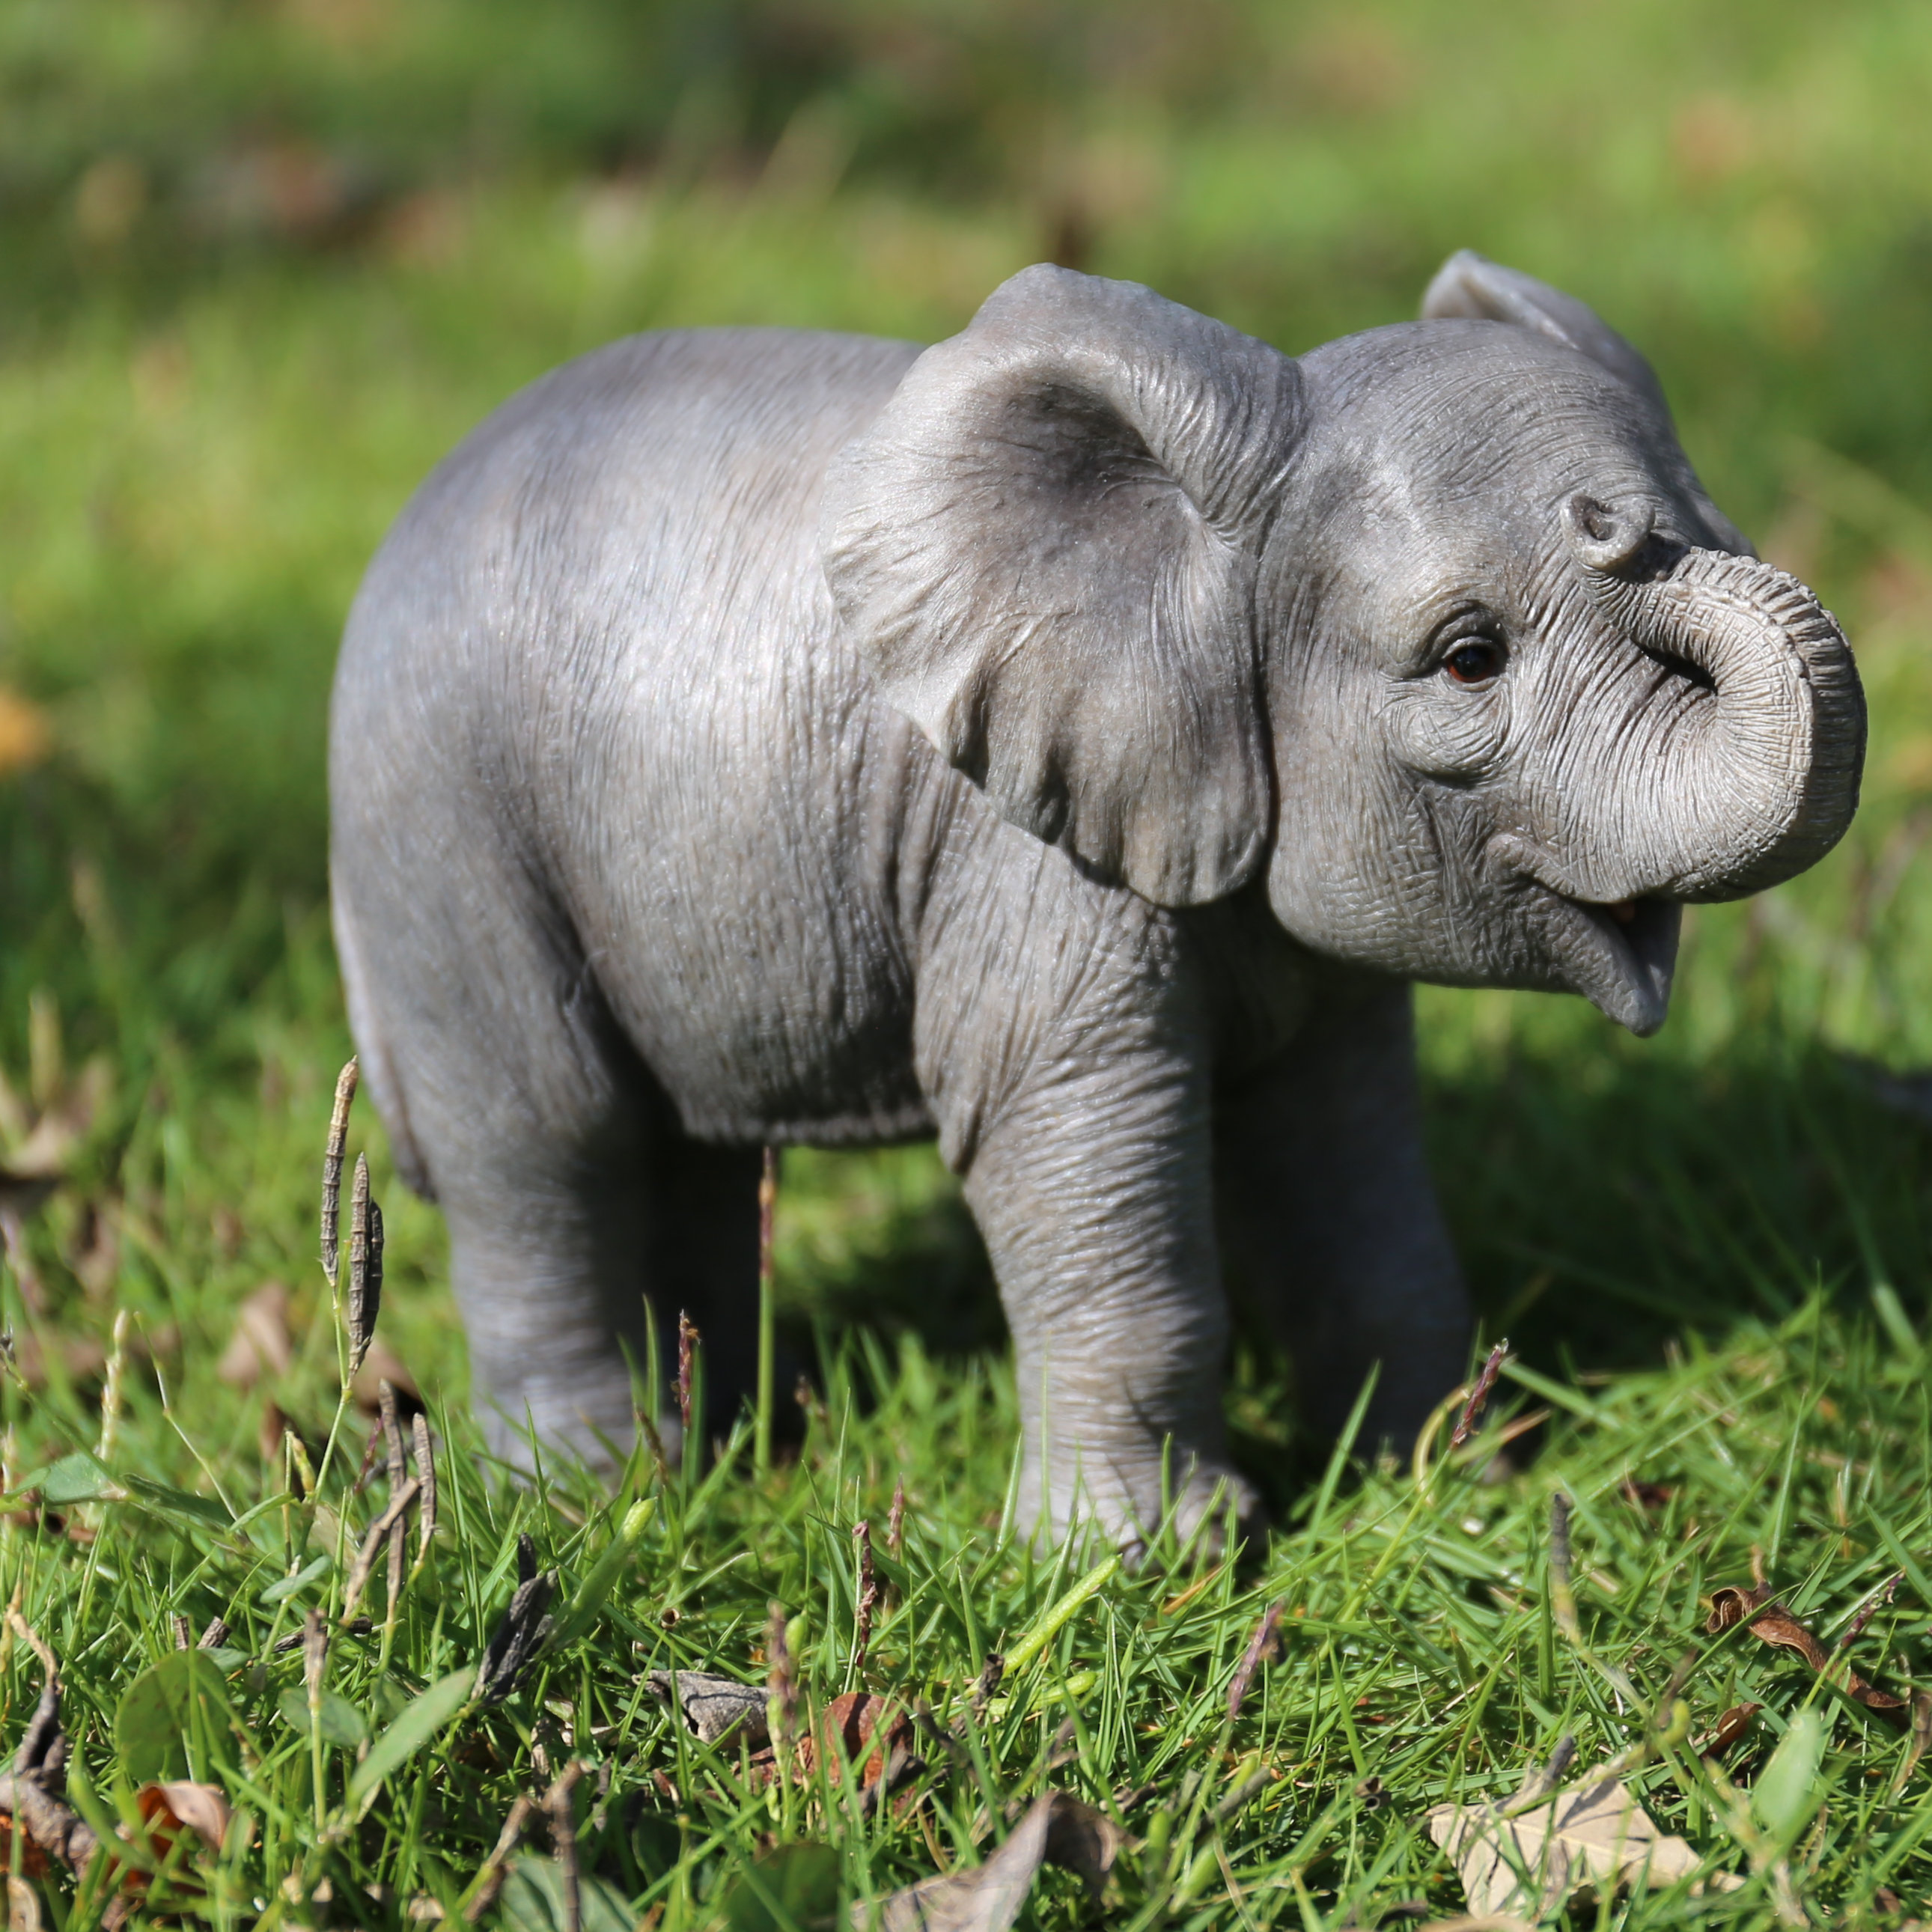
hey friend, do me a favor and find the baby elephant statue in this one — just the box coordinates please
[331,252,1863,1549]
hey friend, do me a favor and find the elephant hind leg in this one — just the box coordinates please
[1214,980,1472,1454]
[333,825,708,1469]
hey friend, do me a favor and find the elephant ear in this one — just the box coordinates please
[821,264,1303,907]
[1420,250,1670,415]
[1420,251,1752,554]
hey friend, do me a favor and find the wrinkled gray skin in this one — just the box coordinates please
[330,253,1863,1549]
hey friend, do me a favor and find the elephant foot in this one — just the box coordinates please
[474,1365,643,1476]
[1023,1448,1267,1564]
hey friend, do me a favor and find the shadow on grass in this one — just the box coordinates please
[778,1031,1932,1520]
[1427,1036,1932,1371]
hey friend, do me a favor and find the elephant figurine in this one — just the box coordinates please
[330,252,1863,1549]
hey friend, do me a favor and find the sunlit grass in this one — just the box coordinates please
[4,1,1932,1921]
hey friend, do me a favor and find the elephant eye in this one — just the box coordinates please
[1443,639,1505,687]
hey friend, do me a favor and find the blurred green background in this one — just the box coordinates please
[4,0,1932,1444]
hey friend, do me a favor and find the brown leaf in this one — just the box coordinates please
[66,1201,119,1301]
[1618,1479,1674,1512]
[1705,1586,1908,1721]
[0,689,52,778]
[644,1672,770,1749]
[136,1782,233,1855]
[862,1790,1121,1932]
[1704,1582,1776,1632]
[0,1818,50,1880]
[1,1057,112,1183]
[1427,1777,1741,1917]
[1698,1702,1761,1758]
[351,1341,421,1418]
[7,1871,42,1932]
[216,1283,295,1389]
[814,1691,914,1788]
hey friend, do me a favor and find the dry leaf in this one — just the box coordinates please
[809,1691,915,1788]
[67,1201,120,1300]
[0,1818,50,1880]
[862,1789,1121,1932]
[1705,1585,1907,1721]
[216,1283,296,1389]
[1427,1777,1740,1916]
[1618,1478,1673,1511]
[0,690,52,777]
[644,1672,770,1749]
[7,1871,41,1932]
[350,1341,420,1418]
[136,1782,233,1854]
[1698,1702,1761,1758]
[1414,1919,1537,1932]
[1,1058,112,1183]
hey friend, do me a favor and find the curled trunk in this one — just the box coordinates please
[1578,540,1864,900]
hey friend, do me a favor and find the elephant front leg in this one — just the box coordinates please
[1216,978,1472,1454]
[960,1054,1257,1554]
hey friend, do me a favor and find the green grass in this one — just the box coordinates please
[4,0,1932,1922]
[4,1201,1931,1926]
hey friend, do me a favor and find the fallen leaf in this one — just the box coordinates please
[1705,1585,1907,1721]
[1413,1919,1536,1932]
[217,1282,296,1389]
[811,1691,915,1788]
[7,1870,42,1932]
[644,1672,770,1749]
[351,1341,421,1418]
[135,1782,234,1856]
[1618,1478,1673,1511]
[2,1057,111,1182]
[1427,1777,1740,1917]
[1698,1702,1761,1758]
[0,1819,50,1879]
[0,689,52,777]
[67,1201,120,1300]
[863,1789,1120,1932]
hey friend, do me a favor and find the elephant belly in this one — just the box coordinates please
[553,634,945,1151]
[582,851,936,1150]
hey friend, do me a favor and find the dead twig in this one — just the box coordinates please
[320,1058,359,1290]
[341,1478,422,1621]
[475,1535,555,1704]
[347,1155,383,1373]
[675,1312,698,1442]
[379,1381,409,1609]
[1451,1340,1511,1449]
[411,1413,437,1561]
[545,1761,587,1932]
[1226,1600,1284,1725]
[851,1520,878,1679]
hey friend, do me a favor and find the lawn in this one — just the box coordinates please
[1,0,1931,1923]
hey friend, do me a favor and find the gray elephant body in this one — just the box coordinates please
[332,260,1862,1545]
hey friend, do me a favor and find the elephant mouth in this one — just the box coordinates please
[1485,832,1681,1034]
[1533,887,1682,1035]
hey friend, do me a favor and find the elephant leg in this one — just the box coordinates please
[960,1049,1257,1555]
[1215,978,1472,1453]
[338,838,681,1469]
[643,1133,768,1439]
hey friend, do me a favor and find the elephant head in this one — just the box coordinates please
[821,257,1864,1029]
